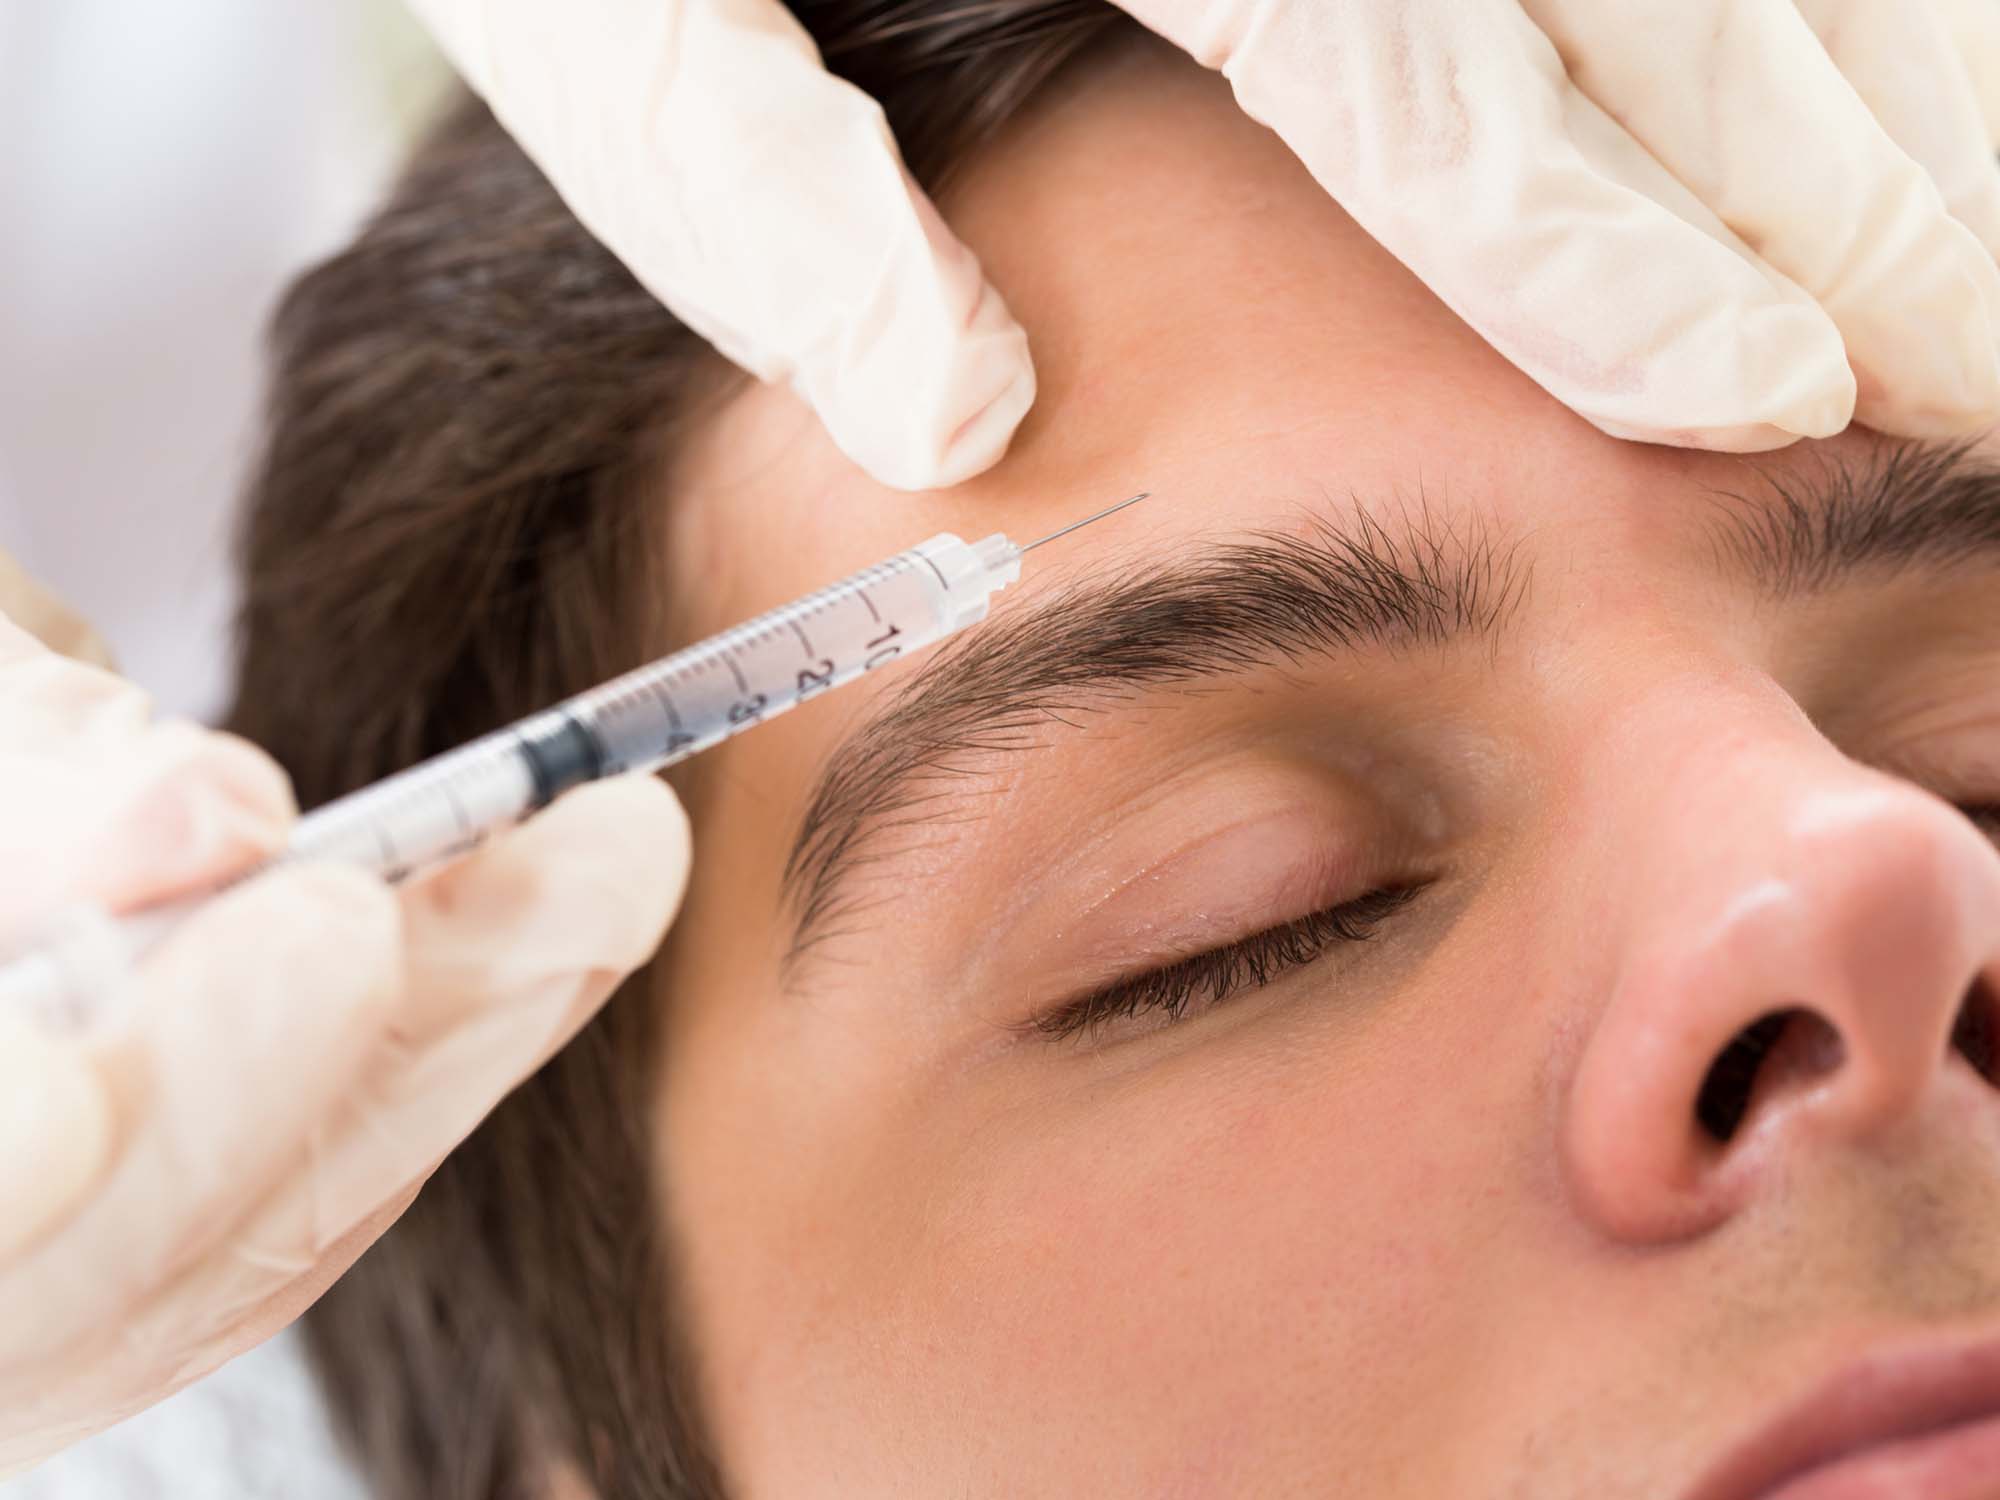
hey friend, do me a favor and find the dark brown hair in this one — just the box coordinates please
[223,3,1130,1496]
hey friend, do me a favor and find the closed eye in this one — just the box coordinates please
[1027,881,1432,1044]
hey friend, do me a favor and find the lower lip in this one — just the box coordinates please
[1763,1412,2000,1500]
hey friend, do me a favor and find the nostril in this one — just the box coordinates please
[1695,1008,1845,1144]
[1697,1011,1791,1143]
[1948,974,2000,1085]
[1694,983,2000,1148]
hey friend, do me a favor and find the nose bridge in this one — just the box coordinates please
[1557,695,2000,1244]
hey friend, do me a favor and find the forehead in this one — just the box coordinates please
[661,38,1937,651]
[652,45,1978,952]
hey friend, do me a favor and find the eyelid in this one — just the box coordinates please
[1029,880,1431,1044]
[1042,833,1385,997]
[1058,805,1377,939]
[957,781,1407,1011]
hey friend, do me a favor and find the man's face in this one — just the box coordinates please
[647,37,2000,1498]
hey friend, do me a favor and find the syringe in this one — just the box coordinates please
[0,493,1149,1024]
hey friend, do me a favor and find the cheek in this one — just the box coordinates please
[685,938,1552,1496]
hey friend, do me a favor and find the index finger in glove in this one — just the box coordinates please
[408,0,1034,491]
[1523,0,2000,438]
[1125,0,1858,451]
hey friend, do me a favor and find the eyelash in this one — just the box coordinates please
[1032,881,1431,1044]
[1023,801,1994,1047]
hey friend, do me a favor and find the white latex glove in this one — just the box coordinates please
[0,603,691,1476]
[407,0,2000,487]
[1933,0,2000,149]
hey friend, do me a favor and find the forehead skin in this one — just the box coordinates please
[650,34,2000,1500]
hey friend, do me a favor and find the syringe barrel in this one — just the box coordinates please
[295,531,1021,879]
[287,725,537,877]
[576,531,1020,780]
[0,516,1080,1028]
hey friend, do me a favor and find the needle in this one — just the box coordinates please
[1017,492,1151,554]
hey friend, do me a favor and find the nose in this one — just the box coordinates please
[1560,741,2000,1244]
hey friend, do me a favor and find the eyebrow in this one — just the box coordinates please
[1704,436,2000,597]
[778,439,2000,969]
[778,500,1529,968]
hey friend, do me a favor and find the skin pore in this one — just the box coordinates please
[646,32,2000,1499]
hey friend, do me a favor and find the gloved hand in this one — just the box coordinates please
[406,0,2000,490]
[1932,0,2000,151]
[0,598,690,1476]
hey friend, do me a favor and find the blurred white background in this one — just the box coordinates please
[0,0,445,722]
[1,3,446,1494]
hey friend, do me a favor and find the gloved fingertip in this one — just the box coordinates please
[1737,303,1860,442]
[171,726,298,827]
[1590,360,1852,453]
[1567,285,1857,453]
[1764,381,1861,445]
[0,1017,114,1263]
[533,773,693,929]
[1590,419,1807,454]
[551,770,690,849]
[1850,388,2000,440]
[1820,208,2000,440]
[1849,315,2000,439]
[805,234,1038,493]
[910,338,1038,492]
[825,328,1036,493]
[404,775,690,990]
[97,729,299,904]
